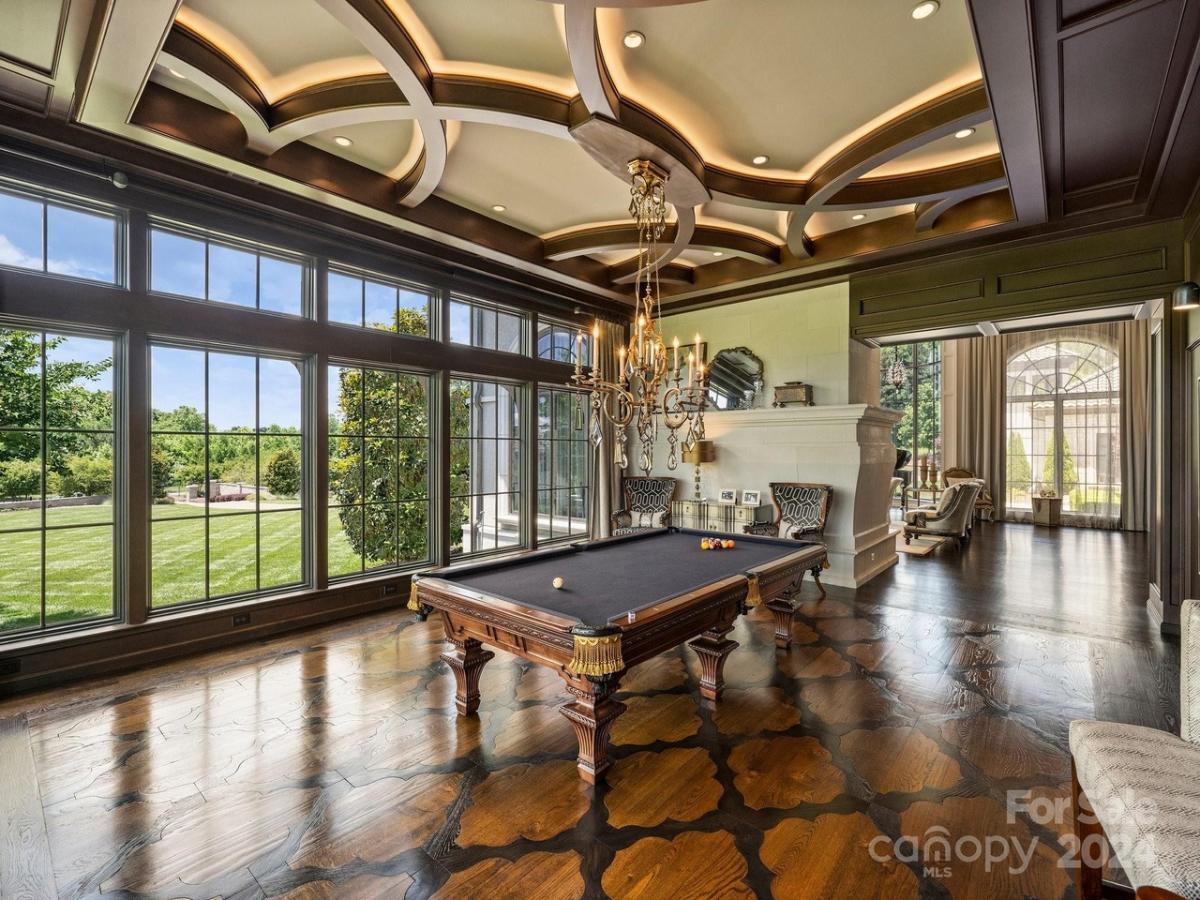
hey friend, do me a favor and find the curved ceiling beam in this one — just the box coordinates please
[559,0,619,118]
[915,183,1009,232]
[785,82,993,255]
[824,155,1007,208]
[608,258,695,287]
[545,220,778,266]
[313,0,447,207]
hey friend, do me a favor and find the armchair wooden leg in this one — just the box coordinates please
[1072,758,1105,900]
[810,564,826,598]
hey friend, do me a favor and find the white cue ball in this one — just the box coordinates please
[552,576,565,590]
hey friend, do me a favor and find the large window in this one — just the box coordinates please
[450,296,525,354]
[327,365,432,577]
[450,377,523,557]
[149,224,306,316]
[537,387,590,542]
[1006,340,1121,518]
[327,266,431,336]
[0,328,117,634]
[150,345,306,607]
[537,316,591,366]
[0,183,120,285]
[880,341,942,483]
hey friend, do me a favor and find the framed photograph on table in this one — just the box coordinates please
[718,488,737,505]
[740,489,761,507]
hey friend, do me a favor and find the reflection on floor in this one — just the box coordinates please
[0,523,1178,898]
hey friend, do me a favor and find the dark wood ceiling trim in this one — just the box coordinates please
[607,258,694,286]
[431,74,572,130]
[163,23,268,118]
[965,0,1047,227]
[125,84,620,300]
[544,222,780,265]
[659,190,1017,311]
[273,75,407,128]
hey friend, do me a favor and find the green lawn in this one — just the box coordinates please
[0,500,428,634]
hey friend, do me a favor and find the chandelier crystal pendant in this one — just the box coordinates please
[571,159,707,474]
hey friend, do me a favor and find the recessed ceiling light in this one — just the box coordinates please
[167,68,187,79]
[623,31,645,49]
[492,204,507,212]
[911,1,940,19]
[954,127,976,139]
[712,251,724,257]
[851,213,866,221]
[333,135,353,147]
[752,155,769,166]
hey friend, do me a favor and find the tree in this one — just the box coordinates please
[1041,433,1079,495]
[57,455,113,496]
[1007,432,1032,491]
[264,446,301,497]
[0,459,41,500]
[1,328,112,469]
[331,307,443,564]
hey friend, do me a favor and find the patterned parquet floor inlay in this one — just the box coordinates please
[0,524,1181,898]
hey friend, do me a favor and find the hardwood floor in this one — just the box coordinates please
[0,523,1179,899]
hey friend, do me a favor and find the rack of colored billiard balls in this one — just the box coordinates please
[700,537,736,550]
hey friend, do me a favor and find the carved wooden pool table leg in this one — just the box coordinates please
[442,638,494,716]
[688,626,739,700]
[559,673,626,784]
[765,596,799,649]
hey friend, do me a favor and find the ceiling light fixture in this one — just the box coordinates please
[712,251,723,257]
[623,31,645,48]
[911,1,940,19]
[572,159,707,475]
[954,127,976,139]
[333,135,353,147]
[852,213,866,221]
[492,204,507,212]
[167,68,187,79]
[752,155,769,166]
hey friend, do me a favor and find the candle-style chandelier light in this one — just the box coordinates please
[571,159,707,474]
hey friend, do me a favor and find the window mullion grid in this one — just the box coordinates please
[203,351,211,602]
[39,332,47,628]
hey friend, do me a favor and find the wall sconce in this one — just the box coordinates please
[1173,281,1200,311]
[682,439,716,501]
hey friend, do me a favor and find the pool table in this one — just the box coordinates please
[409,527,827,783]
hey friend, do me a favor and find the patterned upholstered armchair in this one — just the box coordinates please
[745,482,832,593]
[611,476,677,536]
[1070,599,1200,900]
[902,481,981,548]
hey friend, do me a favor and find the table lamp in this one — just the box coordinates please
[682,440,716,501]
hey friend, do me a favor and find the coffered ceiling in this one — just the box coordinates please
[1,0,1199,311]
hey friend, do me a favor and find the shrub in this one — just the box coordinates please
[0,459,41,499]
[264,447,301,497]
[58,455,112,496]
[176,463,206,487]
[217,456,256,485]
[150,449,172,499]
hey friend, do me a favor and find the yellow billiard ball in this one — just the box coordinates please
[552,576,565,590]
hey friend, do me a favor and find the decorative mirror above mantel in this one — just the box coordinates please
[706,347,765,410]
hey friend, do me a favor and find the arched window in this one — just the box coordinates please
[1005,340,1120,520]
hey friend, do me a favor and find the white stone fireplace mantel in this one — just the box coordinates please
[646,404,903,588]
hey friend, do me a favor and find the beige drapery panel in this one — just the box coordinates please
[587,320,625,538]
[947,319,1149,530]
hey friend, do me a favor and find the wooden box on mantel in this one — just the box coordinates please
[772,382,814,407]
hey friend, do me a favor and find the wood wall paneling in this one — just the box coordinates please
[849,220,1184,339]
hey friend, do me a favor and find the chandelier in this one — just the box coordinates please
[571,159,707,474]
[886,348,907,390]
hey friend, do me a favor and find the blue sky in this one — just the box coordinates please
[0,191,115,283]
[152,346,302,431]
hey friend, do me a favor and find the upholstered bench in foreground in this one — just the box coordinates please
[1070,599,1200,900]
